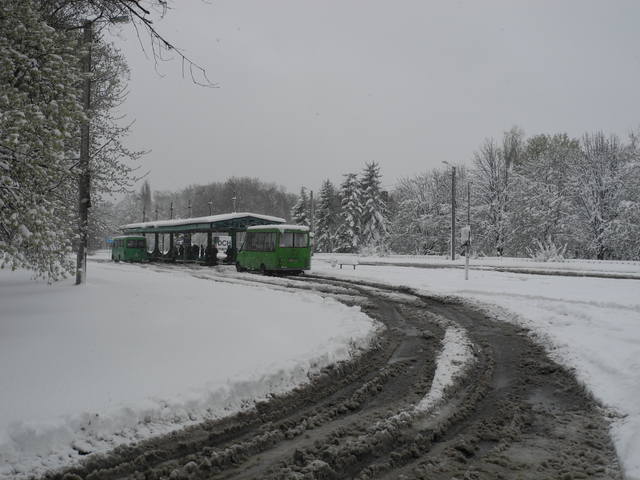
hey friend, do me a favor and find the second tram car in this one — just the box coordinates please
[236,225,311,274]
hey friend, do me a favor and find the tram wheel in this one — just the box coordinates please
[235,262,245,272]
[260,264,268,276]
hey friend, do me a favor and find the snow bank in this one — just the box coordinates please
[0,262,379,479]
[415,325,474,413]
[313,259,640,479]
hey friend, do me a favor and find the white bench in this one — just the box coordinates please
[338,257,359,270]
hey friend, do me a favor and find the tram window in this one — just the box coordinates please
[243,232,277,251]
[280,232,294,248]
[255,233,266,251]
[264,233,276,251]
[294,233,308,248]
[126,239,143,248]
[245,233,255,250]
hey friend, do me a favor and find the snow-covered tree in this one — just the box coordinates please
[140,180,152,221]
[86,37,144,202]
[358,162,388,250]
[471,139,509,255]
[335,173,362,252]
[390,167,468,255]
[0,1,84,280]
[508,134,579,255]
[567,132,630,259]
[315,179,340,252]
[291,187,310,226]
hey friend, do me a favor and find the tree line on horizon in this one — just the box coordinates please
[112,125,640,262]
[389,127,640,261]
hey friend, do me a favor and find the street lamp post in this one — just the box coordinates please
[464,182,472,280]
[442,161,456,261]
[310,190,314,233]
[208,200,213,215]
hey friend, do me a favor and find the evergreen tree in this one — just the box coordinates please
[140,180,152,221]
[359,162,388,249]
[291,187,310,226]
[315,180,340,252]
[336,173,362,252]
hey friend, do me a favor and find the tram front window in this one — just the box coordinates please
[279,232,307,248]
[280,232,294,248]
[126,239,145,248]
[294,233,308,247]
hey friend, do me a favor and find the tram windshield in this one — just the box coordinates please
[279,232,308,248]
[126,239,146,249]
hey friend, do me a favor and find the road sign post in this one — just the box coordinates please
[461,225,471,280]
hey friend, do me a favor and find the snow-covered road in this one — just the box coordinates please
[312,257,640,479]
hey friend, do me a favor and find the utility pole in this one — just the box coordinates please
[142,205,146,222]
[75,20,92,285]
[465,182,471,280]
[188,199,192,218]
[310,190,315,252]
[155,205,158,221]
[452,166,456,261]
[232,193,237,213]
[208,200,213,216]
[170,201,174,219]
[310,189,315,231]
[74,15,127,285]
[442,161,456,261]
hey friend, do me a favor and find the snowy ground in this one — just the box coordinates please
[2,253,638,479]
[0,260,379,479]
[313,256,640,479]
[321,252,640,278]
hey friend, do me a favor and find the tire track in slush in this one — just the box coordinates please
[52,270,622,480]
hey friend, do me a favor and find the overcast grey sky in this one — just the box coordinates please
[116,0,640,194]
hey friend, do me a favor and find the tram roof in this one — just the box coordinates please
[247,224,310,232]
[120,212,286,234]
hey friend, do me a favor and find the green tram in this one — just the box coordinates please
[111,235,148,262]
[236,225,311,274]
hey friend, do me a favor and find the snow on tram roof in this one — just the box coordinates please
[247,224,310,232]
[121,212,286,230]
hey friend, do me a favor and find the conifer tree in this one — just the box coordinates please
[291,187,310,226]
[359,162,388,249]
[315,180,340,252]
[336,173,362,252]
